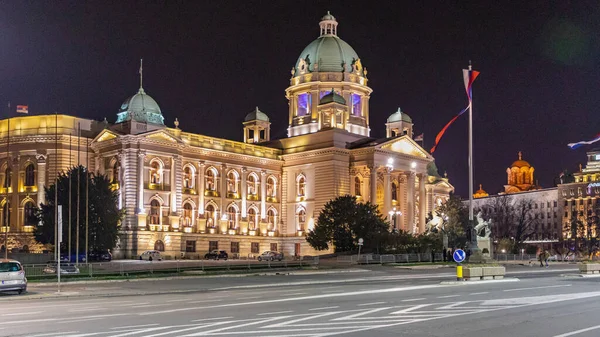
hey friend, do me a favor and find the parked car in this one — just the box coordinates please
[88,250,112,262]
[204,250,228,260]
[257,251,283,261]
[0,259,27,294]
[139,250,162,261]
[42,261,80,275]
[60,254,87,263]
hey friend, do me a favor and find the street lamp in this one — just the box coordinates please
[388,207,402,232]
[441,213,449,250]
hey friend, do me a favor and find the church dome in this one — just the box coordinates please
[116,88,165,125]
[474,184,489,198]
[244,106,269,122]
[511,151,531,168]
[387,108,412,123]
[319,90,346,105]
[294,12,364,75]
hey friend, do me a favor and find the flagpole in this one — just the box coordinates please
[3,103,9,260]
[68,132,72,262]
[467,61,478,252]
[85,136,89,264]
[54,112,58,261]
[76,122,80,265]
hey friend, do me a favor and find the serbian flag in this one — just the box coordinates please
[430,68,480,153]
[568,133,600,149]
[414,133,424,142]
[16,105,28,114]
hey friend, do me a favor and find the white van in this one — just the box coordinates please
[139,250,162,261]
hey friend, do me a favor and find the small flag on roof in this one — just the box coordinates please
[414,133,424,142]
[16,105,28,114]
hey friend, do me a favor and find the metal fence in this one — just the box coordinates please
[336,253,444,264]
[23,257,319,279]
[493,253,578,262]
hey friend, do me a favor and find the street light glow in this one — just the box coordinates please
[411,161,417,169]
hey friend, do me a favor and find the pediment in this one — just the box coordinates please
[379,136,431,159]
[93,129,119,143]
[144,130,182,144]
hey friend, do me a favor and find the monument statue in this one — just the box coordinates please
[474,211,492,238]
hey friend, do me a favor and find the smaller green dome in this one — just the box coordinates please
[116,88,164,125]
[245,106,269,122]
[319,89,346,105]
[387,107,412,123]
[321,11,336,21]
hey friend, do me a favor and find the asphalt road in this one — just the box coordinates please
[1,265,599,337]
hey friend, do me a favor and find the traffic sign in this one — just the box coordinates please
[453,249,466,263]
[358,238,364,246]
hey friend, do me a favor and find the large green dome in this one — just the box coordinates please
[294,12,364,75]
[116,88,164,125]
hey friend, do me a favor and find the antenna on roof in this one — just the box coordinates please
[139,58,144,91]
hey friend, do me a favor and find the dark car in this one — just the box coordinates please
[204,250,228,260]
[88,251,112,262]
[257,251,283,261]
[60,254,87,263]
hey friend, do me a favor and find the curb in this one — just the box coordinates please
[561,273,600,278]
[440,278,520,285]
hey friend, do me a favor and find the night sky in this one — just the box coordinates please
[1,1,599,197]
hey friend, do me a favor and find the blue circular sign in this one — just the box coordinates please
[453,249,466,263]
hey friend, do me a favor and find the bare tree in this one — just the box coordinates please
[511,198,539,251]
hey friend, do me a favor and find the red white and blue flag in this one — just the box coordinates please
[430,68,480,153]
[568,134,600,149]
[16,105,28,114]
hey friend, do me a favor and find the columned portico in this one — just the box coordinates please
[241,167,248,217]
[198,161,205,214]
[369,166,377,204]
[418,173,426,233]
[407,172,415,234]
[36,154,47,206]
[383,168,392,218]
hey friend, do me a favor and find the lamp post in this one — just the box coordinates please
[441,213,449,250]
[388,207,402,232]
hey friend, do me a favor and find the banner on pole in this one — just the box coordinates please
[57,205,63,244]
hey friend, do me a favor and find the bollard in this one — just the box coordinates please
[456,264,463,281]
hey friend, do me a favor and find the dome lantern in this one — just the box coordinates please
[319,11,338,36]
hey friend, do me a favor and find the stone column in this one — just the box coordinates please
[260,170,267,219]
[95,155,102,176]
[198,161,205,214]
[220,164,227,217]
[241,167,248,217]
[407,172,415,234]
[418,173,426,233]
[117,151,124,210]
[369,166,377,204]
[383,168,392,218]
[137,151,145,213]
[398,173,406,231]
[36,154,47,206]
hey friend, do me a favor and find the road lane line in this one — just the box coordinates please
[186,317,283,336]
[469,292,489,295]
[357,302,387,306]
[309,306,339,311]
[188,299,223,304]
[130,304,168,308]
[391,304,430,314]
[437,295,460,298]
[29,332,79,337]
[257,311,294,316]
[111,324,160,329]
[436,301,470,309]
[191,317,233,322]
[1,311,42,316]
[553,324,600,337]
[401,298,426,302]
[167,299,191,303]
[503,284,571,292]
[282,292,307,296]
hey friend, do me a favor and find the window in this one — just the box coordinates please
[297,175,306,197]
[351,93,362,116]
[24,202,35,226]
[206,168,217,191]
[231,242,240,254]
[227,205,238,229]
[149,200,161,225]
[24,164,35,187]
[391,182,397,201]
[267,209,276,231]
[205,204,216,227]
[183,166,193,189]
[185,240,196,252]
[3,167,11,188]
[150,161,161,184]
[227,171,238,194]
[182,203,192,226]
[112,161,119,183]
[247,174,257,195]
[354,177,361,196]
[154,240,165,252]
[297,93,311,117]
[564,200,568,206]
[554,201,558,208]
[270,243,278,252]
[209,241,218,251]
[297,208,306,231]
[541,203,544,209]
[248,208,257,230]
[251,242,259,254]
[267,176,277,198]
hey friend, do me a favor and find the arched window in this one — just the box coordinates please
[227,171,238,194]
[297,175,306,197]
[205,204,216,227]
[354,177,361,196]
[24,164,35,187]
[297,208,306,231]
[149,200,161,225]
[391,182,398,201]
[205,168,217,191]
[182,203,192,226]
[24,201,35,227]
[2,202,9,227]
[112,161,119,183]
[227,205,238,229]
[4,167,11,188]
[183,166,193,189]
[247,174,257,196]
[150,161,161,184]
[267,176,277,198]
[248,208,257,230]
[154,240,165,252]
[267,209,276,231]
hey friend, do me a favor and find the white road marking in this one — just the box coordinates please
[1,311,42,316]
[469,292,489,295]
[130,304,167,308]
[391,304,431,314]
[357,302,387,306]
[188,299,223,304]
[186,317,282,336]
[29,332,79,337]
[110,326,170,337]
[191,317,233,322]
[309,306,340,311]
[437,294,460,298]
[238,296,261,300]
[553,324,600,337]
[282,292,307,296]
[167,299,191,303]
[436,301,470,309]
[127,302,149,306]
[503,284,571,292]
[111,323,160,330]
[401,298,426,302]
[68,308,104,312]
[257,311,294,316]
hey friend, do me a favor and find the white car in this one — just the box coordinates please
[0,259,27,294]
[139,250,162,261]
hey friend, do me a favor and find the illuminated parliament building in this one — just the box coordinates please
[0,13,453,258]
